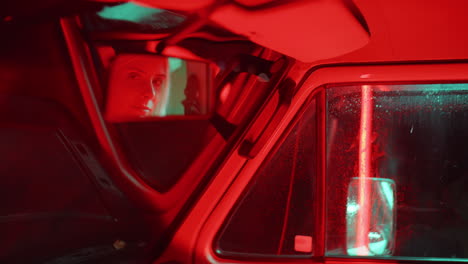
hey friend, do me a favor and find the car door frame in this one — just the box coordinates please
[154,61,468,264]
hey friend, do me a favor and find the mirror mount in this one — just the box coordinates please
[215,54,278,91]
[233,54,276,81]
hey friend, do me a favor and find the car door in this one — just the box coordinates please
[154,62,468,264]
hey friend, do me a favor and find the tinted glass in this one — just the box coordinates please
[326,84,468,259]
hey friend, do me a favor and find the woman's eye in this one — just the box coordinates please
[152,78,163,87]
[128,72,142,80]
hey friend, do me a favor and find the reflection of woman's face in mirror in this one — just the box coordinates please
[105,54,169,122]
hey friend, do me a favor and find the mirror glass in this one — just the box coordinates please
[346,177,396,256]
[104,54,214,122]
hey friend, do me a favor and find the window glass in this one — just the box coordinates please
[115,120,213,192]
[216,99,316,257]
[81,2,185,34]
[326,83,468,259]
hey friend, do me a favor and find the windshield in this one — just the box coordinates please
[81,1,186,34]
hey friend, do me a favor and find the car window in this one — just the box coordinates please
[215,99,317,257]
[217,82,468,260]
[326,83,468,260]
[115,120,213,192]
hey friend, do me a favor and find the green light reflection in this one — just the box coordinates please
[98,2,163,23]
[380,181,394,211]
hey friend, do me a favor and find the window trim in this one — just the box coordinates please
[156,62,468,264]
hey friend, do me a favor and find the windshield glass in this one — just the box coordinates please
[81,1,186,34]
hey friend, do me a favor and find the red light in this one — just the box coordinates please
[356,85,373,254]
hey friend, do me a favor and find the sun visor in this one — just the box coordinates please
[209,0,370,62]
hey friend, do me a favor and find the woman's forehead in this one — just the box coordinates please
[116,55,168,74]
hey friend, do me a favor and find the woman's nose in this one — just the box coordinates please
[142,82,156,98]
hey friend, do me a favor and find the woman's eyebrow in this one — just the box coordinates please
[127,67,146,74]
[152,74,166,78]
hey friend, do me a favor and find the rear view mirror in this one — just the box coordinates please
[346,177,396,256]
[104,54,215,122]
